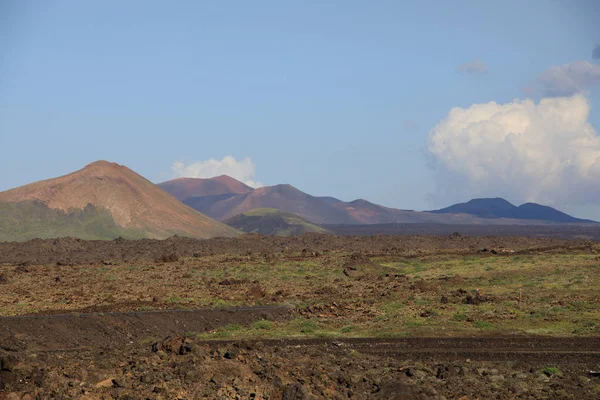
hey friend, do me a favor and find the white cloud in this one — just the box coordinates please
[456,59,488,74]
[537,61,600,96]
[171,156,263,188]
[427,94,600,209]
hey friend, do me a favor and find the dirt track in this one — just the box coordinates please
[0,307,290,353]
[3,308,598,363]
[1,308,599,399]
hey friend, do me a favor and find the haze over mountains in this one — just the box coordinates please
[0,161,596,242]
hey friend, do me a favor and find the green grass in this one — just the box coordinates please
[224,208,328,236]
[0,200,144,241]
[252,320,274,330]
[542,367,562,377]
[2,242,599,338]
[472,320,495,329]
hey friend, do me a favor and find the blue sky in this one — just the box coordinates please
[1,1,600,217]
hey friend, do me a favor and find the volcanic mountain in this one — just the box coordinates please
[160,176,596,226]
[429,198,594,224]
[0,161,239,240]
[181,183,357,224]
[158,175,253,201]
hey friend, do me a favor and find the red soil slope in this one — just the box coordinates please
[0,161,239,239]
[158,176,253,201]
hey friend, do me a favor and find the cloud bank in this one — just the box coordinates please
[456,59,488,74]
[537,61,600,96]
[427,94,600,209]
[171,156,263,187]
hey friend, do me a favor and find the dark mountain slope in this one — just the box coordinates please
[224,208,329,236]
[430,198,593,224]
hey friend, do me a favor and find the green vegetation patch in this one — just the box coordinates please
[0,200,143,242]
[225,208,328,236]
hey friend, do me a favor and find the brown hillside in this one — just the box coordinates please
[0,161,239,239]
[184,184,356,224]
[177,184,564,226]
[158,176,253,201]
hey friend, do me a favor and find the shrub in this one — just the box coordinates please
[472,320,494,329]
[542,367,562,377]
[253,320,273,330]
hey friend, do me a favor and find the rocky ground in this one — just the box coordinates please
[1,335,599,399]
[0,233,590,266]
[1,234,599,399]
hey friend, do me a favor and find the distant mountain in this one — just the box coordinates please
[159,176,596,227]
[160,177,506,225]
[183,183,355,224]
[0,161,239,241]
[430,198,595,224]
[316,196,343,205]
[430,198,515,218]
[225,208,329,236]
[158,175,253,201]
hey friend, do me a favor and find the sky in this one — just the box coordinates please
[1,1,600,218]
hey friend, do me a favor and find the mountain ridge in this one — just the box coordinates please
[429,198,595,224]
[160,176,595,225]
[158,175,253,201]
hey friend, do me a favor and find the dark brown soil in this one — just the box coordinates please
[1,316,599,399]
[0,307,290,353]
[0,234,592,266]
[327,223,600,240]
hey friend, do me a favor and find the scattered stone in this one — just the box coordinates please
[247,284,266,299]
[219,278,248,285]
[180,338,194,355]
[95,378,115,388]
[465,292,488,305]
[436,366,449,379]
[0,355,16,372]
[282,383,308,400]
[112,379,125,388]
[155,252,179,263]
[152,336,194,355]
